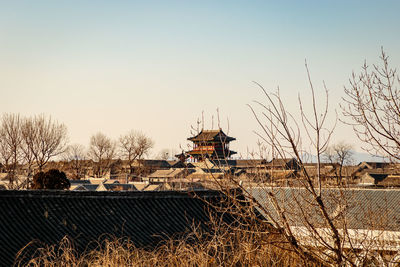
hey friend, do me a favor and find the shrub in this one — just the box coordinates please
[31,169,70,190]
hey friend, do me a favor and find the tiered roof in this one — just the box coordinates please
[188,129,236,143]
[186,129,237,160]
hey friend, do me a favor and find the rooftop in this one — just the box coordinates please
[250,187,400,231]
[0,190,235,266]
[188,129,235,143]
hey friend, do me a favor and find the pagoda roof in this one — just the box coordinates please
[188,129,236,142]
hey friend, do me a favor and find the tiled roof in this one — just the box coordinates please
[249,187,400,231]
[188,130,235,142]
[136,160,171,168]
[169,161,195,168]
[365,173,389,181]
[87,178,107,184]
[143,184,162,191]
[190,159,215,169]
[70,184,88,191]
[359,161,392,169]
[379,176,400,187]
[0,190,235,266]
[96,183,137,191]
[186,172,224,180]
[167,160,179,166]
[129,182,149,191]
[104,179,121,184]
[69,179,91,185]
[81,184,99,191]
[265,158,298,167]
[147,169,186,178]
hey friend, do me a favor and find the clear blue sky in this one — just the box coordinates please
[1,1,399,159]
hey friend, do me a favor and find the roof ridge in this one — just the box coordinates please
[0,189,224,199]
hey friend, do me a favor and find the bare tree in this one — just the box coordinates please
[21,117,37,185]
[0,114,23,187]
[249,80,343,264]
[341,49,400,161]
[64,144,87,179]
[21,115,68,172]
[225,62,392,265]
[119,130,154,177]
[156,149,170,160]
[213,63,376,266]
[0,131,12,173]
[323,141,354,184]
[88,132,116,177]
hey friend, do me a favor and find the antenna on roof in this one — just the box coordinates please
[201,111,204,130]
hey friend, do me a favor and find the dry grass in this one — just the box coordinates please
[15,224,314,267]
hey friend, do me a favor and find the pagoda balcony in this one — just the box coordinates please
[191,146,215,152]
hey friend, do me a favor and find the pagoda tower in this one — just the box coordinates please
[186,129,236,162]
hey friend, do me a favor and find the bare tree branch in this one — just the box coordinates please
[341,48,400,161]
[88,132,116,177]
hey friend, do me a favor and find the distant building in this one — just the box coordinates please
[266,158,300,170]
[359,172,400,187]
[145,168,193,183]
[96,182,137,191]
[359,173,389,186]
[186,129,236,162]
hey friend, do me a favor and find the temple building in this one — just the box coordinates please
[186,129,236,162]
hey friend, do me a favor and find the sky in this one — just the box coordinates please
[0,1,399,160]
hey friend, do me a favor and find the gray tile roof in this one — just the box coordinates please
[82,184,99,191]
[249,187,400,232]
[69,179,91,185]
[148,169,186,178]
[137,160,171,168]
[0,190,236,266]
